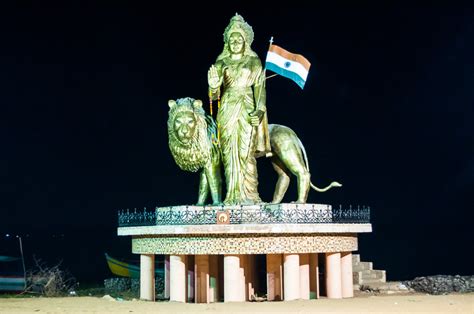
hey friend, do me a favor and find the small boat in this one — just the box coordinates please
[0,255,26,293]
[105,253,163,278]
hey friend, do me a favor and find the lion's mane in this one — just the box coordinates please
[167,98,212,172]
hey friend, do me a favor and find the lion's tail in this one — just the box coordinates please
[310,181,343,192]
[297,136,343,193]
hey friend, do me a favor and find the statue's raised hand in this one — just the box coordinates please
[208,65,222,89]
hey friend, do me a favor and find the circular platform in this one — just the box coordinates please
[117,203,371,255]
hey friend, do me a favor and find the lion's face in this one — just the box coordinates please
[173,111,197,145]
[168,98,211,172]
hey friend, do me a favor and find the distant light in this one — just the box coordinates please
[5,234,10,238]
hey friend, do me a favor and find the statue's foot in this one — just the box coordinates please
[292,200,306,204]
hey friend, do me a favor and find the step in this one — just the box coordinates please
[353,270,386,285]
[354,270,385,280]
[352,261,373,272]
[355,277,386,285]
[362,270,385,280]
[358,281,409,292]
[352,254,360,263]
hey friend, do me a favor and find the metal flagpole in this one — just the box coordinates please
[254,36,273,112]
[18,236,27,289]
[247,37,274,162]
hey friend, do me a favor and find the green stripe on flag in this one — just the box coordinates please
[266,62,306,89]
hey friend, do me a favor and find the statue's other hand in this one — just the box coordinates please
[208,65,222,89]
[249,110,264,126]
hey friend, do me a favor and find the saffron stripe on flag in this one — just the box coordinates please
[266,51,309,81]
[268,45,311,71]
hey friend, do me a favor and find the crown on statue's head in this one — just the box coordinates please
[223,13,254,47]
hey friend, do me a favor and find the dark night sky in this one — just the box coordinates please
[1,2,473,282]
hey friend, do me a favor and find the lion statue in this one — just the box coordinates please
[167,97,341,205]
[168,97,222,205]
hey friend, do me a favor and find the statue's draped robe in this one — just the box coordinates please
[215,56,269,204]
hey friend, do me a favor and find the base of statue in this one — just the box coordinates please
[117,203,371,255]
[117,203,371,302]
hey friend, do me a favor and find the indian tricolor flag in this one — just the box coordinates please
[265,44,311,89]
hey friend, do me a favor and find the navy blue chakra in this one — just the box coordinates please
[284,61,291,68]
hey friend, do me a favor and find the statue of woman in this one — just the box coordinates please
[208,14,271,205]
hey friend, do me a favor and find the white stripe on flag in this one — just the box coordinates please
[266,51,309,81]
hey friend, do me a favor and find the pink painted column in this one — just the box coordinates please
[299,253,310,300]
[140,254,155,301]
[283,254,300,301]
[194,255,210,303]
[224,255,241,302]
[170,255,186,302]
[309,253,319,299]
[266,254,283,301]
[341,252,354,298]
[325,252,342,299]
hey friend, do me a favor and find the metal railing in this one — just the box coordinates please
[118,205,370,227]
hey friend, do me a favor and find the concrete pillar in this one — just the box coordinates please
[224,255,241,302]
[309,253,319,299]
[341,252,354,298]
[325,252,342,299]
[218,255,224,301]
[209,255,219,303]
[164,255,170,299]
[283,253,300,301]
[186,255,194,302]
[239,255,247,301]
[299,253,310,300]
[170,255,186,302]
[266,254,283,301]
[140,254,155,301]
[247,255,255,300]
[194,255,210,303]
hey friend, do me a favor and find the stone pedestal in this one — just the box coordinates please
[283,253,300,301]
[325,252,342,299]
[140,254,155,301]
[118,203,372,303]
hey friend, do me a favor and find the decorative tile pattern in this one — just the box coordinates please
[132,233,358,255]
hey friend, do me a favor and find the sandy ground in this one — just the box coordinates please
[0,293,472,313]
